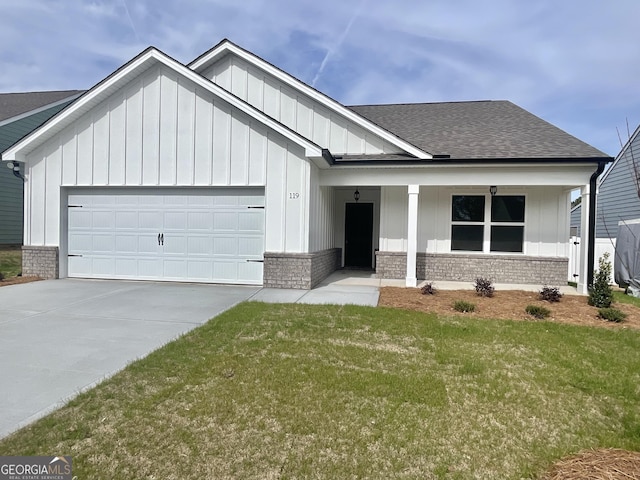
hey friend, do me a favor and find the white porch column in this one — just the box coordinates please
[578,183,590,294]
[406,184,419,287]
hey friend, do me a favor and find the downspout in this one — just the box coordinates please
[586,161,607,287]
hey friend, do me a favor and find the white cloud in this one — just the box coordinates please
[0,0,638,154]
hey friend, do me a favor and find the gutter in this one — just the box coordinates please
[586,160,607,287]
[327,156,613,166]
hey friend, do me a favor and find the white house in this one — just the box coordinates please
[0,40,611,292]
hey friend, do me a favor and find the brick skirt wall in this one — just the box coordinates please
[263,248,341,289]
[22,246,59,279]
[376,251,568,285]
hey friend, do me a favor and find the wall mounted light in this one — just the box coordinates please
[6,161,24,181]
[354,188,360,202]
[489,185,497,196]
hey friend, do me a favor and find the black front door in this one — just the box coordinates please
[344,203,373,268]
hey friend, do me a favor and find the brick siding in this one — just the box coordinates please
[376,251,567,285]
[22,246,59,279]
[263,248,341,289]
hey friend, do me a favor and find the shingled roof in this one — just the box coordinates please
[349,100,607,160]
[0,90,84,123]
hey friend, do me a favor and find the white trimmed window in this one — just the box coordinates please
[451,195,525,253]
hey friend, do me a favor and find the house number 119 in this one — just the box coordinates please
[289,192,300,199]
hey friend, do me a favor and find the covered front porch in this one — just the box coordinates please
[319,162,599,294]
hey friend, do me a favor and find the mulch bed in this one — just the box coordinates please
[541,448,640,479]
[378,287,640,330]
[0,276,41,287]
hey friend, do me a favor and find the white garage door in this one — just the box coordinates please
[67,188,265,284]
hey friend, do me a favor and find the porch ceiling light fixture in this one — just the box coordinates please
[354,188,360,202]
[489,185,497,196]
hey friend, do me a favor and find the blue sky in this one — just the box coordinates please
[1,0,639,156]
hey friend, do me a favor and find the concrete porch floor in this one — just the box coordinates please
[321,269,581,295]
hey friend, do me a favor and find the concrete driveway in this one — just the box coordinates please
[0,279,259,438]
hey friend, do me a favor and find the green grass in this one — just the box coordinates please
[0,247,21,278]
[614,290,640,308]
[1,303,639,479]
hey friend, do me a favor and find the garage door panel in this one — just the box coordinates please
[139,211,163,230]
[164,212,188,230]
[213,212,238,230]
[92,234,115,253]
[69,210,92,229]
[187,237,213,255]
[187,261,213,280]
[238,211,265,232]
[137,234,162,254]
[239,261,263,283]
[67,189,265,284]
[68,232,93,252]
[238,237,264,256]
[212,237,237,256]
[115,211,139,229]
[115,235,138,253]
[187,212,213,230]
[163,235,188,255]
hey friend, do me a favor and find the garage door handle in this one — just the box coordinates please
[158,233,164,246]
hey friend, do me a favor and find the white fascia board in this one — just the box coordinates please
[189,41,432,159]
[598,123,640,185]
[2,48,323,162]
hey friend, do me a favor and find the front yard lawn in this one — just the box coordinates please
[1,302,639,479]
[0,247,21,278]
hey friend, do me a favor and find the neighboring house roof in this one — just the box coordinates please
[0,100,78,153]
[0,90,84,123]
[349,101,608,160]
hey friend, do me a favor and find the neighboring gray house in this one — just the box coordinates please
[0,90,84,244]
[571,124,640,240]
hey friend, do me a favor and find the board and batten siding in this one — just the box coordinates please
[23,64,313,254]
[200,55,402,156]
[379,186,570,257]
[0,102,76,244]
[308,166,335,252]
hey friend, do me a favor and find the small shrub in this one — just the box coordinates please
[474,277,495,297]
[588,253,614,308]
[539,285,562,303]
[598,307,627,323]
[453,300,476,313]
[420,282,436,295]
[0,272,4,281]
[525,304,551,319]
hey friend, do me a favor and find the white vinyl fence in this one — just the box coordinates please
[568,236,616,284]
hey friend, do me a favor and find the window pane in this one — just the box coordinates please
[491,195,525,222]
[452,225,484,251]
[490,226,523,252]
[452,195,485,222]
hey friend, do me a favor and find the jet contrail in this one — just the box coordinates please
[312,0,369,88]
[121,0,141,43]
